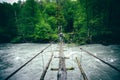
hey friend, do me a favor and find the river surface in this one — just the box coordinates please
[0,43,120,80]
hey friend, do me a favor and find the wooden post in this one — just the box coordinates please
[40,54,53,80]
[76,57,88,80]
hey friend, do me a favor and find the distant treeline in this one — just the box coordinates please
[0,0,120,44]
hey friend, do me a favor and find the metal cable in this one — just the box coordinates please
[80,48,120,73]
[5,44,52,80]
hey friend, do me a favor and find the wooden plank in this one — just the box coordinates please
[40,54,53,80]
[51,67,74,71]
[54,56,69,59]
[76,57,88,80]
[57,43,67,80]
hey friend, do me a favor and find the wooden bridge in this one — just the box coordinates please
[4,26,120,80]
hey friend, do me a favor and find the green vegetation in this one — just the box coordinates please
[0,0,120,44]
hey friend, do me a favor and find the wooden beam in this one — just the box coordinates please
[51,67,74,71]
[76,57,88,80]
[54,56,69,59]
[40,54,53,80]
[57,43,67,80]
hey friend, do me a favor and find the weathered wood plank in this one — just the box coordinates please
[40,54,53,80]
[57,42,67,80]
[76,57,88,80]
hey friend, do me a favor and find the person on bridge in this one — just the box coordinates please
[59,32,64,42]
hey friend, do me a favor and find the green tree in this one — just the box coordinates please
[17,0,40,42]
[63,0,76,32]
[34,20,52,42]
[0,2,17,43]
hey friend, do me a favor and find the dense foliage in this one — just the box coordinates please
[0,0,120,44]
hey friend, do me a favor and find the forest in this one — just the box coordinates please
[0,0,120,44]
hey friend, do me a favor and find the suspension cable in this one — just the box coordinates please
[5,44,52,80]
[80,48,120,73]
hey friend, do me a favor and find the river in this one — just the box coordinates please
[0,43,120,80]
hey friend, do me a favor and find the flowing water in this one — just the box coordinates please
[0,43,120,80]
